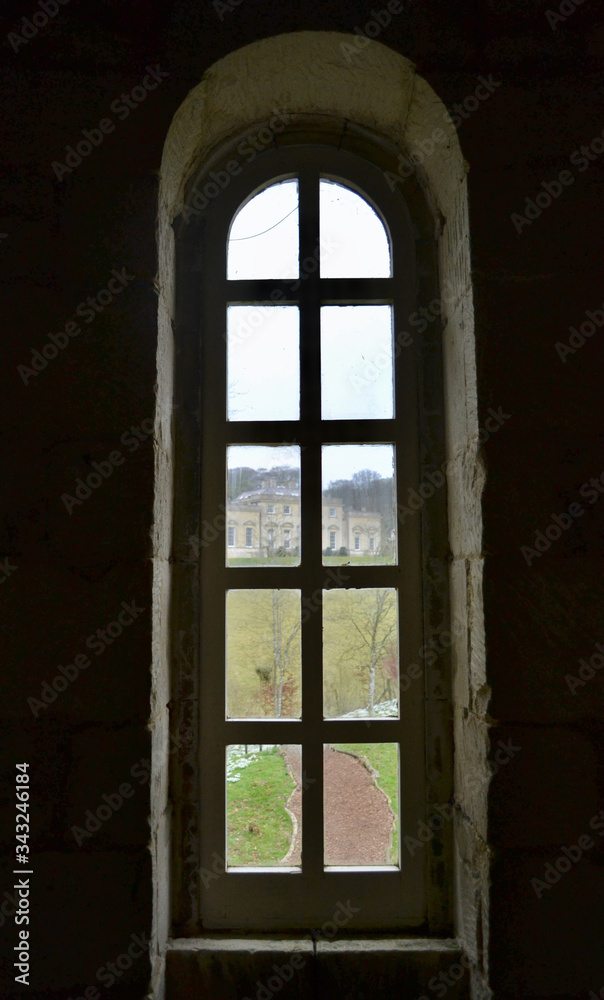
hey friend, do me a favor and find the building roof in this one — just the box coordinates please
[234,487,300,501]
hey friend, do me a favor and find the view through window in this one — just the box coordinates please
[224,179,400,868]
[197,151,426,928]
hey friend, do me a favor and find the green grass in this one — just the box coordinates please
[226,747,295,866]
[227,556,300,567]
[227,555,394,567]
[322,555,395,566]
[331,743,399,863]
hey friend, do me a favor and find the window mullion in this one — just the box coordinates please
[298,165,324,878]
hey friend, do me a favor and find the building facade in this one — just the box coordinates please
[226,486,382,559]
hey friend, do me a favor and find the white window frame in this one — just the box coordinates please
[181,142,434,932]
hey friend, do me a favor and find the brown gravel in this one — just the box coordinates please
[280,745,395,866]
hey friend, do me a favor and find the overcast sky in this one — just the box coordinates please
[226,180,394,486]
[227,444,394,485]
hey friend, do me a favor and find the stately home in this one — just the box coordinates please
[226,483,382,559]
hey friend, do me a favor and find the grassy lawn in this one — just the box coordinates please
[226,746,295,866]
[227,555,394,567]
[227,556,300,567]
[331,742,399,863]
[322,555,395,566]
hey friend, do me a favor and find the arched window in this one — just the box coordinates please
[153,31,486,998]
[187,145,427,931]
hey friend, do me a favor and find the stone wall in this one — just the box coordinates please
[2,3,603,998]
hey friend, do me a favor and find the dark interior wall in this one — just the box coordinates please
[1,1,602,997]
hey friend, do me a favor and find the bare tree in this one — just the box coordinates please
[324,588,397,717]
[229,589,301,717]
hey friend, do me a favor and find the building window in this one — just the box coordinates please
[166,104,463,940]
[267,504,275,514]
[184,140,433,933]
[227,526,235,547]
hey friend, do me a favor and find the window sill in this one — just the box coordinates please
[163,936,470,1000]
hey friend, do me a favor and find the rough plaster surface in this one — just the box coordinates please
[153,31,487,1000]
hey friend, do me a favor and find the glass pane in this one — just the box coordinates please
[226,744,301,868]
[226,590,301,719]
[227,306,299,421]
[321,305,394,420]
[227,445,300,566]
[320,180,391,277]
[324,743,399,866]
[228,180,299,280]
[322,444,396,565]
[323,588,398,720]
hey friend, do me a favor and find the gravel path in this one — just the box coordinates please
[280,745,395,866]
